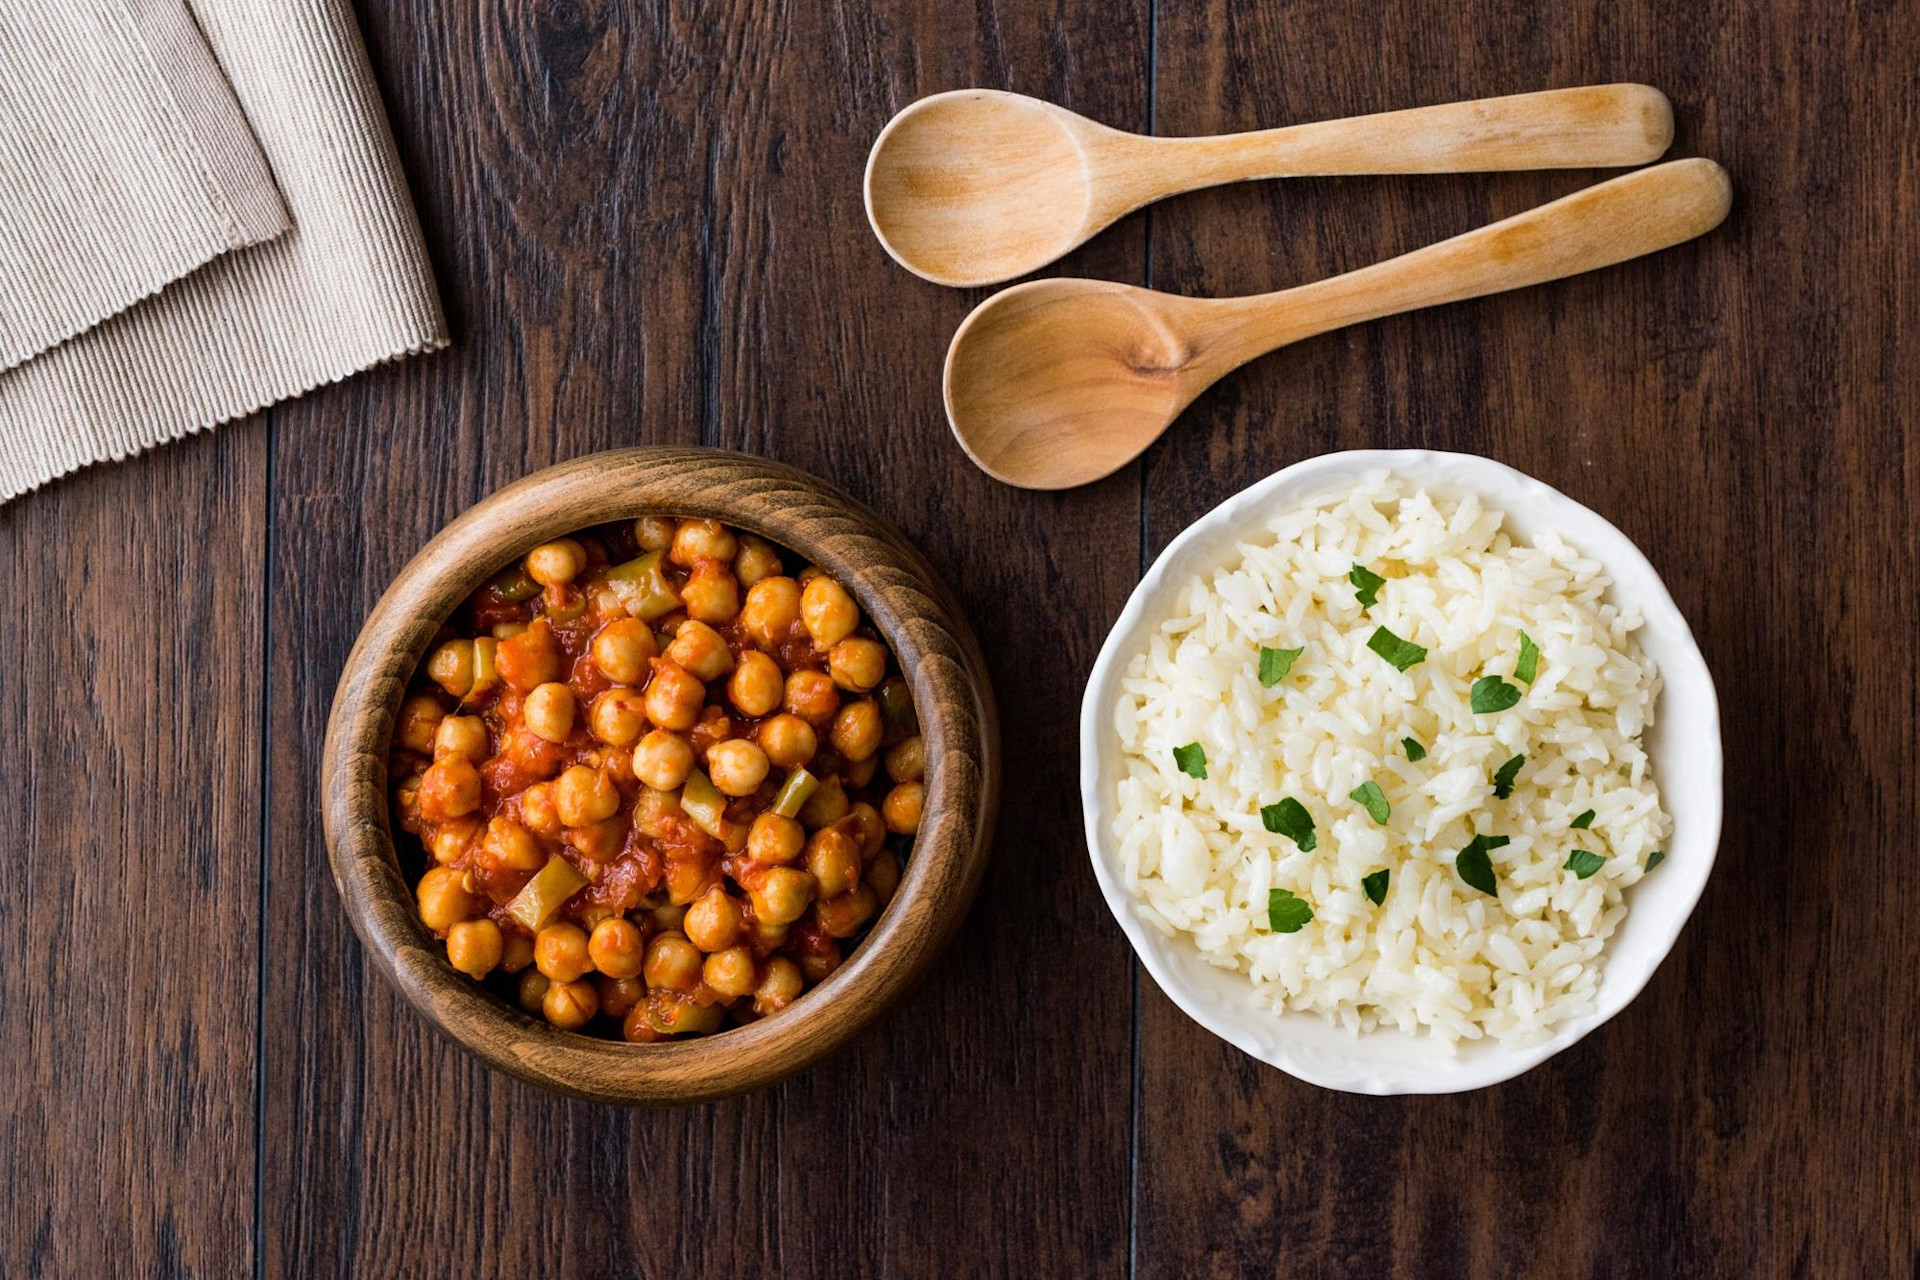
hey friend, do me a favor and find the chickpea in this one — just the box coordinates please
[588,689,648,746]
[553,764,620,827]
[500,931,535,974]
[516,969,551,1014]
[782,669,841,727]
[395,694,445,754]
[643,932,704,991]
[634,515,678,552]
[632,787,682,840]
[446,918,504,978]
[845,754,879,789]
[798,940,842,985]
[684,886,745,952]
[621,1004,667,1043]
[596,975,646,1020]
[751,920,790,952]
[884,734,925,782]
[651,993,725,1036]
[523,682,576,744]
[753,956,804,1015]
[418,756,481,821]
[707,739,770,797]
[806,826,864,899]
[519,781,561,836]
[416,866,479,932]
[650,901,688,933]
[427,638,475,697]
[883,781,926,835]
[680,561,741,625]
[591,617,655,683]
[817,885,878,939]
[703,946,759,998]
[542,978,599,1031]
[664,619,734,682]
[747,812,805,865]
[632,729,695,791]
[429,819,478,865]
[741,576,803,650]
[865,851,901,907]
[434,714,489,763]
[482,816,545,873]
[727,651,784,717]
[643,659,706,732]
[757,713,818,769]
[525,538,587,587]
[830,699,884,762]
[534,922,593,983]
[587,917,646,980]
[800,576,859,650]
[733,534,783,587]
[845,803,887,857]
[670,518,738,568]
[798,775,849,829]
[749,867,815,927]
[827,638,888,693]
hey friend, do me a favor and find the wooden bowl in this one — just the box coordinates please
[321,448,1000,1104]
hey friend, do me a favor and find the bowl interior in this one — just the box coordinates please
[1079,449,1722,1094]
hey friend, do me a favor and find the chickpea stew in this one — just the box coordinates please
[389,516,926,1042]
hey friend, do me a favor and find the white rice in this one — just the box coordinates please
[1111,474,1669,1049]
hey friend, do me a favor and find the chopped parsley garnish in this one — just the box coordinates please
[1362,869,1390,906]
[1516,632,1540,683]
[1172,743,1207,779]
[1402,737,1427,762]
[1367,626,1427,672]
[1454,834,1509,896]
[1565,849,1606,879]
[1470,675,1522,714]
[1492,753,1525,800]
[1570,809,1595,830]
[1349,780,1390,825]
[1349,563,1386,610]
[1261,798,1317,851]
[1258,645,1303,687]
[1268,888,1314,933]
[1645,851,1666,872]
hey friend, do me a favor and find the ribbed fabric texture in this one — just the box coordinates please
[0,0,447,503]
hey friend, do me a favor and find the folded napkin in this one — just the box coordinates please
[0,0,447,503]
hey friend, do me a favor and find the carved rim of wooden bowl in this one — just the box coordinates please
[321,447,1000,1104]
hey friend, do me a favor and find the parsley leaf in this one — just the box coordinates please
[1402,737,1427,762]
[1565,849,1606,879]
[1454,834,1509,896]
[1570,809,1595,830]
[1367,626,1427,672]
[1516,632,1540,683]
[1268,888,1314,933]
[1492,753,1525,800]
[1470,675,1522,714]
[1645,850,1665,872]
[1172,743,1207,779]
[1258,645,1303,688]
[1349,563,1386,610]
[1362,869,1390,906]
[1261,798,1317,852]
[1349,780,1390,825]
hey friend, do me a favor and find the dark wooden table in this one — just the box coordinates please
[5,1,1915,1275]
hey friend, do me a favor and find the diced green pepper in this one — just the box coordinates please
[680,769,729,840]
[457,637,499,710]
[488,564,539,602]
[769,767,819,819]
[506,855,588,932]
[878,680,919,747]
[603,551,681,621]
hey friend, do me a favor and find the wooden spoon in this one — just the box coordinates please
[867,85,1675,287]
[944,157,1731,490]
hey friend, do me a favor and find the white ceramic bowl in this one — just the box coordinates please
[1080,449,1722,1094]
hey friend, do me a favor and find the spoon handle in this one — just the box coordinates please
[1139,85,1673,191]
[1195,158,1731,372]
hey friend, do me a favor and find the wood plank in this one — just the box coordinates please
[1136,0,1920,1275]
[0,426,264,1276]
[262,0,1146,1274]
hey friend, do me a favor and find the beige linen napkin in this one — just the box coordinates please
[0,0,447,503]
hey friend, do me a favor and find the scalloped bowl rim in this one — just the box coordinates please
[1079,449,1722,1095]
